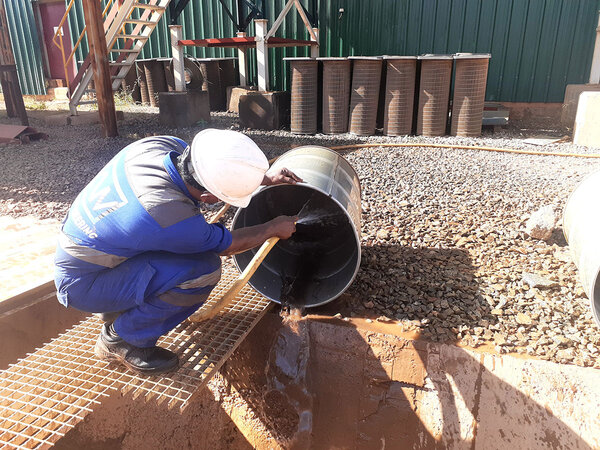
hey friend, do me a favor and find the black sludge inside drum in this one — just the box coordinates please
[232,184,359,307]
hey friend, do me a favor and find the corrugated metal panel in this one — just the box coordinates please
[61,0,599,102]
[4,0,46,95]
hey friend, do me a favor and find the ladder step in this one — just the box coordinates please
[109,48,138,53]
[110,62,134,67]
[116,34,149,40]
[133,2,166,11]
[123,19,154,25]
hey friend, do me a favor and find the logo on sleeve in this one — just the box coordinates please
[82,160,128,224]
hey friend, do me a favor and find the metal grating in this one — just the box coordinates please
[348,57,383,136]
[0,262,271,449]
[286,58,318,135]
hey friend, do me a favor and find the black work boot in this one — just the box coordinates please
[94,323,178,374]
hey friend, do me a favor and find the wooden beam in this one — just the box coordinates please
[294,0,318,42]
[82,0,117,137]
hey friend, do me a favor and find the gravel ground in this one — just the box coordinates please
[1,104,600,368]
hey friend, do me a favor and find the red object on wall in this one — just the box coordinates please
[38,1,76,82]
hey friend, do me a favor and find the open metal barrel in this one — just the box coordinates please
[563,170,600,328]
[232,146,361,308]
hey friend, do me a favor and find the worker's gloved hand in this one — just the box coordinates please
[262,167,303,186]
[269,215,298,240]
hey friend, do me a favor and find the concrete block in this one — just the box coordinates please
[49,87,69,101]
[239,91,290,130]
[475,353,600,449]
[573,92,600,148]
[561,84,600,127]
[227,86,257,113]
[158,91,210,128]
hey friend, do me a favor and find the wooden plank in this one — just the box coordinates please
[82,0,117,137]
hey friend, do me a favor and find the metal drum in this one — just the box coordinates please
[563,170,600,328]
[417,54,453,136]
[232,146,361,308]
[318,57,351,134]
[383,56,417,136]
[451,53,491,137]
[285,57,318,134]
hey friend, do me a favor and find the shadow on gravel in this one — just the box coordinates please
[316,243,495,345]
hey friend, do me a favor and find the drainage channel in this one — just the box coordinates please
[0,264,271,449]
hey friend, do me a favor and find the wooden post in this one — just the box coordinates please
[236,31,247,86]
[0,0,28,125]
[255,19,269,92]
[170,25,185,92]
[311,27,319,58]
[82,0,117,137]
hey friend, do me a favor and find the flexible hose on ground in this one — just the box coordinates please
[208,141,600,222]
[330,142,600,158]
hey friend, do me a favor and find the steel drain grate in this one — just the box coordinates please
[0,263,271,449]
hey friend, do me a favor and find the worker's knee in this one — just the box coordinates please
[158,257,222,307]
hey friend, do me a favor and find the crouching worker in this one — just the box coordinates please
[54,129,301,374]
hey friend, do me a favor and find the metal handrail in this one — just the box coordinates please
[51,0,116,94]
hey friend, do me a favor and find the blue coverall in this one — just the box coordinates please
[54,136,232,347]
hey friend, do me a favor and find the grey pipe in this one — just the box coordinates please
[232,146,362,308]
[563,169,600,327]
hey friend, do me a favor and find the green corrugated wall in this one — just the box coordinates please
[5,0,46,95]
[8,0,600,101]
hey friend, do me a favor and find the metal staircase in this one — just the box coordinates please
[53,0,171,115]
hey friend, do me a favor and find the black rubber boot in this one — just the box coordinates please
[94,323,178,374]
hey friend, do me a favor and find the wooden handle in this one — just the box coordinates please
[189,237,280,322]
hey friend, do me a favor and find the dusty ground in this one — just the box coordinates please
[1,102,599,368]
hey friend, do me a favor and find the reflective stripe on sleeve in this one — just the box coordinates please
[176,266,222,290]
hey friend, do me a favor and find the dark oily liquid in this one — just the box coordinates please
[280,211,349,306]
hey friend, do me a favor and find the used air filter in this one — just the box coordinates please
[451,53,491,137]
[197,59,223,111]
[218,58,238,94]
[348,57,383,136]
[143,59,167,107]
[383,56,417,136]
[284,57,318,134]
[318,57,351,134]
[137,61,150,105]
[417,54,453,136]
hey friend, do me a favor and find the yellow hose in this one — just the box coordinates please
[330,142,600,158]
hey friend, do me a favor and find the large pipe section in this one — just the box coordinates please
[563,169,600,328]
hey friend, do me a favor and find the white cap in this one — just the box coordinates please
[189,129,269,207]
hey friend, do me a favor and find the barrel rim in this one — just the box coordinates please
[418,54,453,60]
